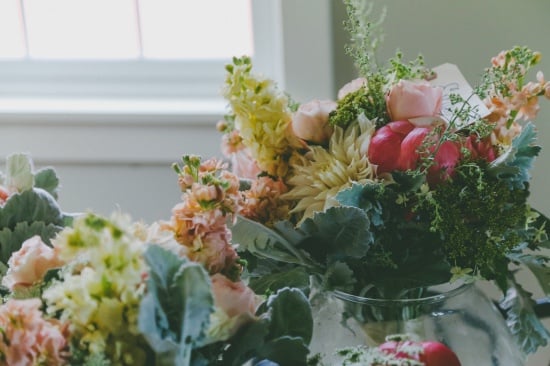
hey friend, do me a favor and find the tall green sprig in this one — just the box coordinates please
[343,0,386,77]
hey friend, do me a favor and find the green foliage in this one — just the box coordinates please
[0,189,64,229]
[69,349,112,366]
[424,162,529,281]
[138,245,213,366]
[329,76,389,129]
[499,277,550,354]
[34,167,60,199]
[222,288,312,366]
[343,0,385,77]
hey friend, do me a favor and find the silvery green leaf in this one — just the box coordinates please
[34,168,60,199]
[5,153,34,192]
[232,216,316,268]
[500,277,550,355]
[0,222,61,265]
[0,188,63,229]
[489,123,541,189]
[139,245,213,366]
[300,206,373,260]
[508,252,550,296]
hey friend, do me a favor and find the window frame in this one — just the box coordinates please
[0,0,334,164]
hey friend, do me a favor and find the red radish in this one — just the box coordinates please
[420,341,461,366]
[378,339,461,366]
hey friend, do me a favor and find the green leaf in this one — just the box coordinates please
[335,182,385,227]
[256,336,310,365]
[489,123,541,189]
[34,168,60,199]
[300,206,372,261]
[221,320,270,365]
[5,153,34,192]
[138,245,213,366]
[324,261,356,293]
[264,288,312,344]
[499,276,550,354]
[0,189,64,229]
[509,252,550,296]
[0,222,61,265]
[222,288,312,366]
[231,216,316,268]
[249,267,310,296]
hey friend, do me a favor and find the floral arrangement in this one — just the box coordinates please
[1,0,550,364]
[0,154,312,365]
[216,0,550,358]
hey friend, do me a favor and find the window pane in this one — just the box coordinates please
[0,0,26,59]
[139,0,253,59]
[23,0,140,59]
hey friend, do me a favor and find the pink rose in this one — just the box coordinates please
[2,236,64,290]
[208,273,260,340]
[210,274,258,318]
[368,120,461,185]
[337,77,368,100]
[230,148,262,179]
[387,80,443,121]
[291,100,337,144]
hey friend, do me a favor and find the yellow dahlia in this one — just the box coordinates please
[222,57,303,178]
[284,116,378,223]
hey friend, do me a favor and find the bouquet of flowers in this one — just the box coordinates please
[0,154,313,365]
[216,0,550,359]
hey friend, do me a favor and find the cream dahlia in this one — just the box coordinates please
[284,116,378,223]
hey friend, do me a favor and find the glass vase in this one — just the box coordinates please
[308,283,525,365]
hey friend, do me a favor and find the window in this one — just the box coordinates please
[0,0,253,60]
[0,0,262,113]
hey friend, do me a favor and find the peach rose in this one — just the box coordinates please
[387,80,443,121]
[2,236,64,290]
[208,273,260,341]
[291,99,337,144]
[337,77,368,99]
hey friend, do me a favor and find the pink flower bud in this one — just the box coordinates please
[291,100,337,144]
[337,77,368,100]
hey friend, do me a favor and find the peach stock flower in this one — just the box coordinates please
[221,129,262,179]
[0,299,69,365]
[240,176,290,226]
[291,99,337,145]
[386,80,443,121]
[2,235,64,290]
